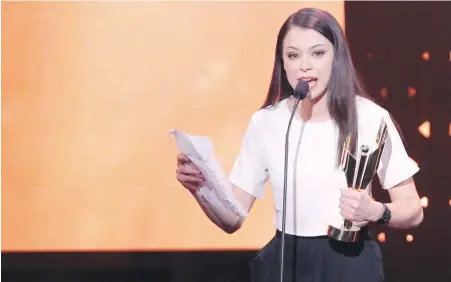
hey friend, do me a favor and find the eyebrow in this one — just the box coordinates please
[287,44,327,50]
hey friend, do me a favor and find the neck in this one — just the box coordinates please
[290,92,330,122]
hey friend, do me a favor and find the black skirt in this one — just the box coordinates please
[249,229,384,282]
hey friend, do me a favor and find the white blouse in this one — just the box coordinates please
[228,96,419,237]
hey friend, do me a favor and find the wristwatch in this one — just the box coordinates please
[376,203,391,224]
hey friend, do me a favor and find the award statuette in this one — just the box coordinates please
[327,119,388,242]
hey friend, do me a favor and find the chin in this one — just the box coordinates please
[306,90,326,102]
[306,90,318,99]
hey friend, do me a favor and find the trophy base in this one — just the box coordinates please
[327,224,361,243]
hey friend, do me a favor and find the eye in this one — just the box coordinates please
[312,51,325,57]
[287,53,299,59]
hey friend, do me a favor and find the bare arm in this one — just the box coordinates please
[191,185,256,234]
[373,177,424,229]
[176,153,256,234]
[340,177,423,229]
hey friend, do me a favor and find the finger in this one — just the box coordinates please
[184,182,201,193]
[340,209,358,222]
[340,196,355,206]
[340,209,352,221]
[339,203,356,219]
[341,188,360,200]
[339,202,353,213]
[344,199,360,210]
[177,173,205,184]
[177,153,191,164]
[340,202,364,222]
[340,188,352,198]
[339,196,355,208]
[177,165,203,176]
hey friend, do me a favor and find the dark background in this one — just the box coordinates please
[3,2,450,281]
[344,1,451,282]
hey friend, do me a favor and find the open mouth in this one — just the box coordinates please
[299,77,318,87]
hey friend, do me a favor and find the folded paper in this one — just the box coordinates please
[170,129,248,219]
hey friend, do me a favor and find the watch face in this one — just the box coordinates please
[377,204,391,224]
[382,205,391,222]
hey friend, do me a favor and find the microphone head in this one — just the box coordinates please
[293,80,309,100]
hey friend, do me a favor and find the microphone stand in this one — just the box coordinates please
[279,95,303,282]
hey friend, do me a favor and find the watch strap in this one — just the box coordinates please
[376,203,391,224]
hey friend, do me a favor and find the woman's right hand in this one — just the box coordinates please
[176,153,206,192]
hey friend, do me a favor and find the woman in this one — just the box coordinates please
[175,7,423,282]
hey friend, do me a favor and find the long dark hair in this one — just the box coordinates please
[262,8,369,165]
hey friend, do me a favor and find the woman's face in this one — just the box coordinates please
[282,26,334,100]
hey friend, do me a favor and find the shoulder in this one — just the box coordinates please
[249,99,288,127]
[355,95,398,141]
[356,95,391,124]
[356,95,388,117]
[355,95,405,146]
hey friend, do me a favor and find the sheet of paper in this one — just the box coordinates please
[169,129,248,218]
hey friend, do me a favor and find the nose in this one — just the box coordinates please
[299,56,312,71]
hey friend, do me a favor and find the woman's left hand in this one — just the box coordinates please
[339,188,383,223]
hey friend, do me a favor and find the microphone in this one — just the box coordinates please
[279,80,309,282]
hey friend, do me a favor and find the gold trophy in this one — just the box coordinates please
[327,119,388,242]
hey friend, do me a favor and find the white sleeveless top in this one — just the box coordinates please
[228,96,419,237]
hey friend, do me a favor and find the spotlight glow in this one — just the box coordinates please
[408,86,416,98]
[422,52,430,61]
[418,121,430,138]
[378,232,386,243]
[420,197,428,208]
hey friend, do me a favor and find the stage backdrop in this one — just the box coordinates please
[2,1,344,252]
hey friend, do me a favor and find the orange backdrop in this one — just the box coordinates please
[2,1,344,252]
